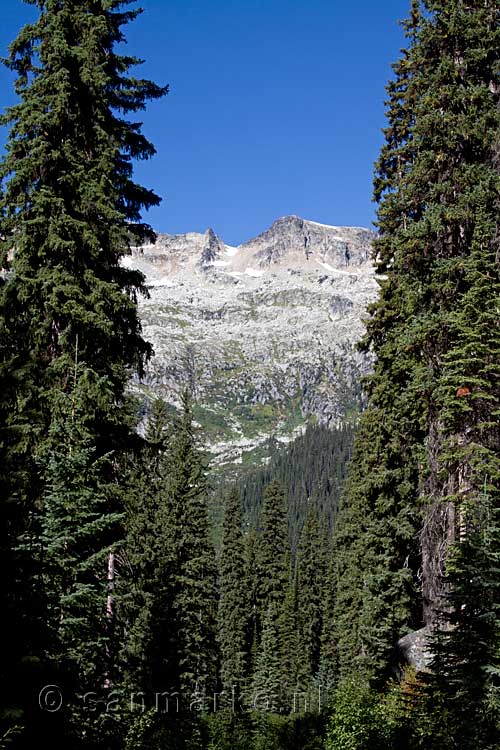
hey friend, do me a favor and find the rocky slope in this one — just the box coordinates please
[126,216,378,467]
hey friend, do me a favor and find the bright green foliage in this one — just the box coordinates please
[325,679,393,750]
[217,490,250,699]
[204,710,254,750]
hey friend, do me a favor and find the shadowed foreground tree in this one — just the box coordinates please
[0,0,166,743]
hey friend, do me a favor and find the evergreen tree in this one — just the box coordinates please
[255,481,289,628]
[0,0,166,740]
[40,371,124,742]
[252,481,311,717]
[217,490,250,701]
[324,5,425,680]
[121,394,217,745]
[252,605,285,715]
[319,551,339,695]
[424,490,500,750]
[244,526,260,677]
[239,424,354,552]
[297,511,327,683]
[121,398,174,696]
[168,392,217,696]
[329,0,499,691]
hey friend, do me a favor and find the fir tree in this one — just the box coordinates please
[425,490,500,750]
[40,371,124,741]
[167,392,217,696]
[324,5,425,682]
[329,0,500,689]
[252,604,285,715]
[121,398,174,696]
[297,510,327,683]
[217,490,250,701]
[255,480,289,629]
[244,526,260,677]
[0,0,166,739]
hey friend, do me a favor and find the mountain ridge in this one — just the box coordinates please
[127,215,378,469]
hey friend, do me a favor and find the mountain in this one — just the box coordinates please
[125,216,378,469]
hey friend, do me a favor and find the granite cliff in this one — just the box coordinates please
[126,216,378,467]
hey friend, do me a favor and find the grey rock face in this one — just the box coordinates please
[241,215,373,268]
[397,627,433,673]
[126,216,379,467]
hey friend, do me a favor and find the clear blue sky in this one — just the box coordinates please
[1,0,410,245]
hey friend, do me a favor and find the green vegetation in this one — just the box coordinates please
[0,1,498,749]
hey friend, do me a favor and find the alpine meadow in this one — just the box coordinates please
[0,1,499,750]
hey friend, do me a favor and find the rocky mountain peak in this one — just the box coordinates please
[239,216,374,269]
[128,216,378,469]
[199,227,224,268]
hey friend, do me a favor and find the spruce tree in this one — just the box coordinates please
[252,480,302,717]
[244,526,260,677]
[167,392,217,696]
[217,490,250,701]
[0,0,166,740]
[328,3,425,682]
[329,0,499,689]
[252,604,285,715]
[40,371,124,741]
[297,510,327,683]
[403,0,500,629]
[255,480,289,628]
[425,490,500,750]
[121,398,174,697]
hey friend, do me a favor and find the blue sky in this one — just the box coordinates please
[1,0,410,245]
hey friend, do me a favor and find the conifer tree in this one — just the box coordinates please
[329,2,425,682]
[297,511,327,683]
[329,0,500,687]
[244,526,260,676]
[122,394,217,745]
[403,0,500,629]
[252,605,285,715]
[217,490,250,701]
[255,481,289,629]
[167,392,217,696]
[40,371,124,741]
[0,0,167,451]
[319,553,339,694]
[121,398,174,696]
[252,480,308,718]
[0,0,166,739]
[424,490,500,750]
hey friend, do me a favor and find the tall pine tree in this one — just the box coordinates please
[0,0,166,741]
[217,490,250,702]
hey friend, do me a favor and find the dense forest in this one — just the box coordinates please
[0,1,499,749]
